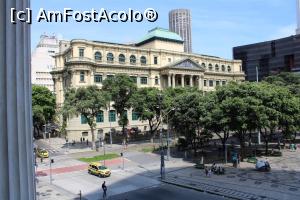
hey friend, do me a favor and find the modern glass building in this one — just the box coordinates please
[233,34,300,81]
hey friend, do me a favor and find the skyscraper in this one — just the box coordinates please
[296,0,300,34]
[169,9,192,53]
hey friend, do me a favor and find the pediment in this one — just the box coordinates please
[167,58,205,71]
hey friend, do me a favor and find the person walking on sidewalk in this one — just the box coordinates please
[102,181,107,199]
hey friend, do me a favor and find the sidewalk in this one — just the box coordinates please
[163,163,300,200]
[36,179,81,200]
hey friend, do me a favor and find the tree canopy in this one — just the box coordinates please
[62,85,108,149]
[102,74,137,141]
[32,85,56,138]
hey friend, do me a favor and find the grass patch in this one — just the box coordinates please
[141,146,156,153]
[79,153,119,163]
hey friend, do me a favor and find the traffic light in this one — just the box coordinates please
[120,152,123,157]
[51,159,54,163]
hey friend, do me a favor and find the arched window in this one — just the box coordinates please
[130,55,136,64]
[107,52,114,62]
[208,64,213,71]
[201,63,206,69]
[215,64,219,71]
[140,56,147,65]
[119,54,125,63]
[227,66,231,72]
[221,65,226,72]
[94,52,102,61]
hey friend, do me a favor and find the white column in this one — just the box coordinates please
[167,74,171,87]
[181,74,184,87]
[0,1,35,199]
[198,76,202,90]
[172,74,175,88]
[190,75,193,87]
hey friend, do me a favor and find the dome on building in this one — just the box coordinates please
[136,27,183,46]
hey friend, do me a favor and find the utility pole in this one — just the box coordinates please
[256,65,261,145]
[158,93,165,179]
[166,114,170,161]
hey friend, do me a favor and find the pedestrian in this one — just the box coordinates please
[40,157,43,163]
[208,168,212,177]
[86,139,89,146]
[205,166,208,176]
[80,137,83,144]
[102,181,107,199]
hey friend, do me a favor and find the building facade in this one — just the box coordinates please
[169,9,192,53]
[31,34,60,91]
[233,34,300,81]
[52,27,244,141]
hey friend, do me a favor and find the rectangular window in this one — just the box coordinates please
[216,80,220,86]
[96,111,104,123]
[155,77,159,85]
[82,132,88,137]
[81,115,88,124]
[130,76,137,84]
[140,77,148,85]
[79,48,84,57]
[222,81,226,85]
[80,71,85,82]
[94,74,102,83]
[132,111,139,121]
[154,56,158,65]
[109,110,116,122]
[204,80,207,87]
[209,80,214,87]
[107,75,114,80]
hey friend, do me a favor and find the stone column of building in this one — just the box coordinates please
[0,0,35,200]
[198,75,202,90]
[172,74,175,88]
[190,75,193,87]
[168,74,171,87]
[181,74,184,87]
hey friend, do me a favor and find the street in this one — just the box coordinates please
[110,183,226,200]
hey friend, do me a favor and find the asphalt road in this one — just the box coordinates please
[109,183,227,200]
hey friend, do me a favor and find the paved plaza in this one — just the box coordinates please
[35,138,300,200]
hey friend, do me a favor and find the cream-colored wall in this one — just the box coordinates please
[138,40,184,52]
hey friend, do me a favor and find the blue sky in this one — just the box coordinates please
[32,0,297,59]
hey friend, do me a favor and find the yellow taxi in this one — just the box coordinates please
[88,162,111,177]
[37,148,49,158]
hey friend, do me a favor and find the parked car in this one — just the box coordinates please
[88,162,111,177]
[36,148,49,158]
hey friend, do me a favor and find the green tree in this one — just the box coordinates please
[168,89,206,155]
[32,85,56,138]
[102,74,137,142]
[62,86,108,150]
[203,92,231,152]
[131,87,163,141]
[264,72,300,97]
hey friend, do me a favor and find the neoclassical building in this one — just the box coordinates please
[51,27,245,140]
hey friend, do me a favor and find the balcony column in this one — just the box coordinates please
[168,74,171,87]
[181,74,184,87]
[0,0,35,199]
[190,75,193,87]
[172,74,175,88]
[198,75,202,90]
